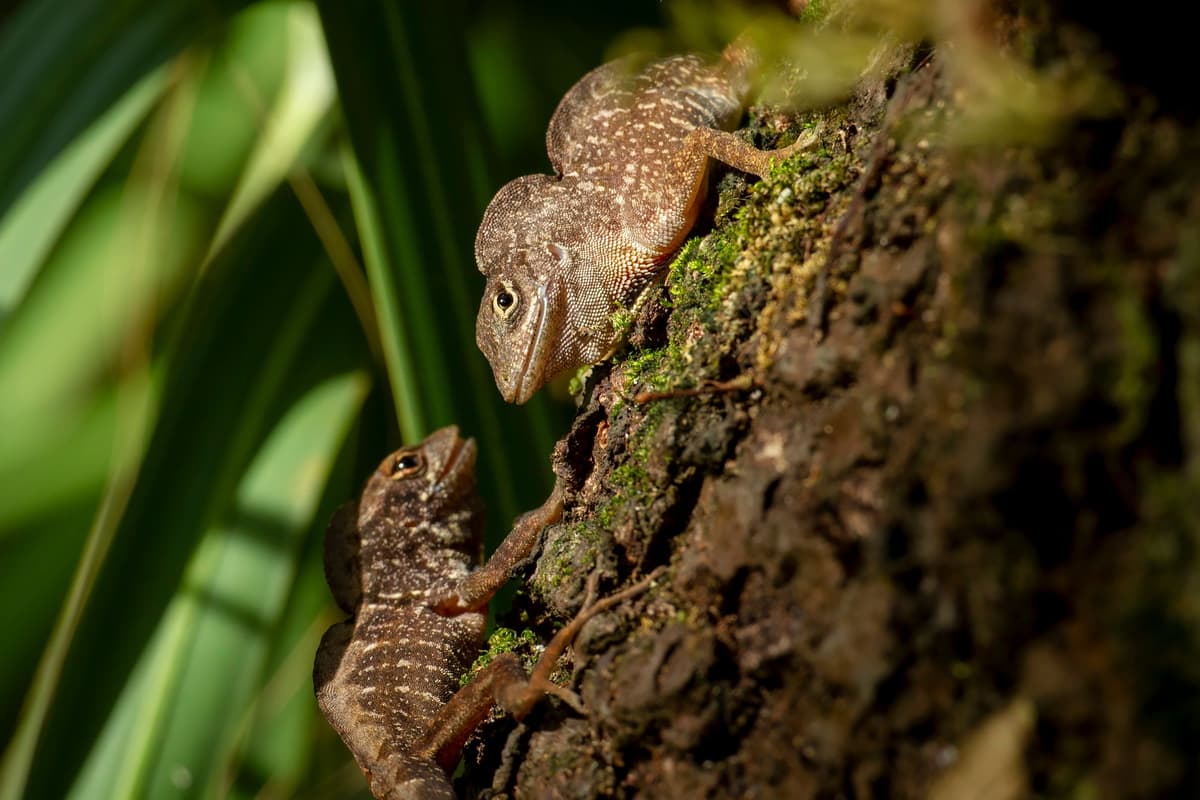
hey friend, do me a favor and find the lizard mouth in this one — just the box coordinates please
[435,430,477,488]
[509,283,553,404]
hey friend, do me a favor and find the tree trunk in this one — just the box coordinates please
[462,3,1200,797]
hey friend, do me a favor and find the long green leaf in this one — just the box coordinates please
[9,191,353,799]
[318,1,566,534]
[209,4,336,258]
[0,0,255,219]
[222,507,355,799]
[0,67,166,317]
[0,5,361,794]
[73,371,368,799]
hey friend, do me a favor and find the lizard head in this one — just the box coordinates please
[359,425,484,552]
[475,255,569,404]
[475,175,581,404]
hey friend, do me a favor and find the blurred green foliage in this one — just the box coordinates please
[0,0,656,797]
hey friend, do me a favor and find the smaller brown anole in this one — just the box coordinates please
[313,426,656,800]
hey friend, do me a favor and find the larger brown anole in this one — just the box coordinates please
[475,44,812,403]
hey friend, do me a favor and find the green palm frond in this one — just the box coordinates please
[0,1,650,796]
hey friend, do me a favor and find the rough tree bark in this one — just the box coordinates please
[460,3,1200,797]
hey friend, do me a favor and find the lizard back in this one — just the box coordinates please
[546,54,744,187]
[314,428,486,799]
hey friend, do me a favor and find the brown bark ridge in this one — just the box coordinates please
[460,3,1200,798]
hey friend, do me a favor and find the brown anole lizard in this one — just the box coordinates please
[475,44,813,403]
[313,426,656,799]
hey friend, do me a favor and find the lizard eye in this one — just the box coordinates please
[493,285,518,317]
[390,451,424,479]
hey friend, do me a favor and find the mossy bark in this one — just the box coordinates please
[462,4,1200,798]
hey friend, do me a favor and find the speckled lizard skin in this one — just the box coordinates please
[475,46,811,403]
[314,426,653,799]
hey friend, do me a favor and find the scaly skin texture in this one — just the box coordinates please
[313,427,654,799]
[475,47,810,403]
[313,427,558,800]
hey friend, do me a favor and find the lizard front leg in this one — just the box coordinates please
[433,481,566,616]
[681,125,818,180]
[412,570,663,770]
[629,127,817,256]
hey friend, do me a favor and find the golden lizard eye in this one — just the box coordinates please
[493,285,518,317]
[390,451,424,478]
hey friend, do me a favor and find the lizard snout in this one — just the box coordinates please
[481,277,564,405]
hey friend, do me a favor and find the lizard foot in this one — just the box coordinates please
[501,567,666,720]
